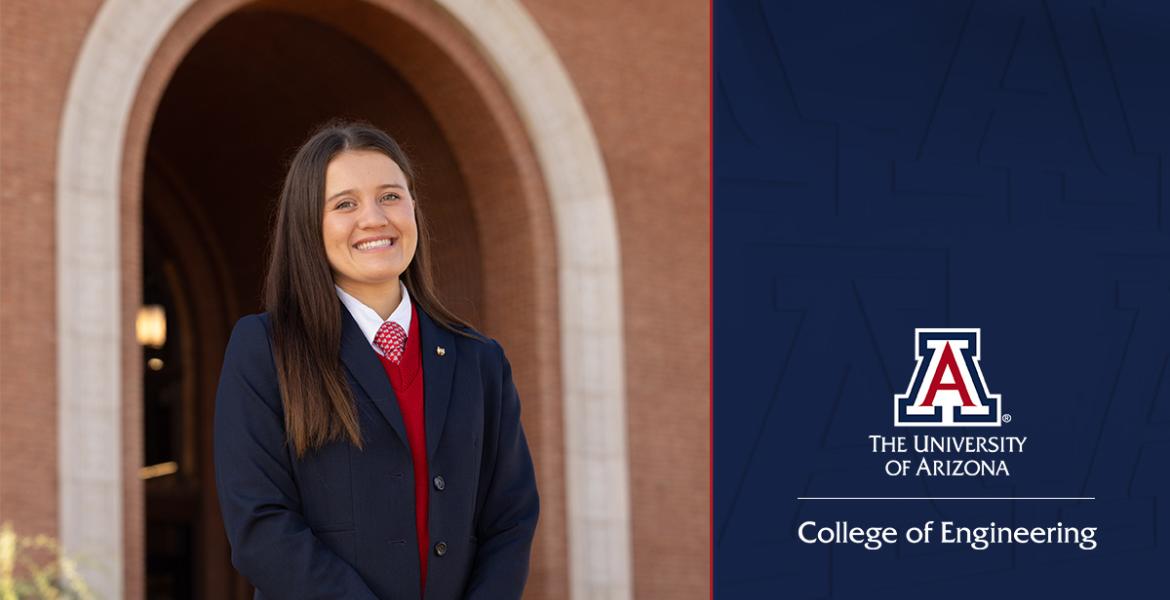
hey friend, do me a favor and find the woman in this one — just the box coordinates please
[214,122,539,599]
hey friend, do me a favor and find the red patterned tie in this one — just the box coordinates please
[374,321,407,364]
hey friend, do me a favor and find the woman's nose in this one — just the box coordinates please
[357,200,390,227]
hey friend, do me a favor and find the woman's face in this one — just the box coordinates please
[322,150,418,295]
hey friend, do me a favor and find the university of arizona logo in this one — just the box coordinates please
[895,328,1002,427]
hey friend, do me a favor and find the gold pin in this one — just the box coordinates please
[436,346,446,356]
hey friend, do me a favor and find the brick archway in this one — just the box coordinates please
[56,0,629,598]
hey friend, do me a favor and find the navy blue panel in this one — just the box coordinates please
[714,1,1170,597]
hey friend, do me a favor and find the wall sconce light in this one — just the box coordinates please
[136,305,166,349]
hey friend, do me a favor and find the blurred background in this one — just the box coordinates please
[0,0,708,598]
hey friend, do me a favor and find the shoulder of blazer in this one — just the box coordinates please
[446,322,508,365]
[222,312,281,408]
[415,310,510,380]
[225,313,275,363]
[458,329,512,397]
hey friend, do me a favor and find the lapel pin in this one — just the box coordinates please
[436,346,446,356]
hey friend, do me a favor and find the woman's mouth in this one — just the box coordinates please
[354,237,396,251]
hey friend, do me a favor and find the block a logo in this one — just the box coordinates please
[895,328,1002,427]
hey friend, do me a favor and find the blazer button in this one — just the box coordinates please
[433,475,446,491]
[434,541,448,556]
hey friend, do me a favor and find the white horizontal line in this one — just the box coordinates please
[797,497,1094,501]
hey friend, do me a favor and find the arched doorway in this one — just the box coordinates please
[141,9,487,596]
[59,0,629,598]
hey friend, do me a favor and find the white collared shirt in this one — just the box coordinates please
[335,283,412,356]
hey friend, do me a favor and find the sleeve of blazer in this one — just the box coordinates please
[214,315,377,599]
[464,341,541,600]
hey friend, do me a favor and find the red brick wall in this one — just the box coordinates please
[519,1,712,597]
[0,0,104,547]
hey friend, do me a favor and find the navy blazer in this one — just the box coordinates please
[214,306,539,599]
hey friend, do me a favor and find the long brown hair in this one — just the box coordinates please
[264,121,471,456]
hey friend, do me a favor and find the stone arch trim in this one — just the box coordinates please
[56,1,630,599]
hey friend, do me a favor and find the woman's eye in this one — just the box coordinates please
[380,193,400,202]
[336,200,355,209]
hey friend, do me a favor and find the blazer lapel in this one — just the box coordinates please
[338,304,408,444]
[418,309,456,462]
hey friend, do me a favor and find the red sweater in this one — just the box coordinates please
[376,304,429,594]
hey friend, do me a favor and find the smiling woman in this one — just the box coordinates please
[213,121,539,599]
[322,150,418,315]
